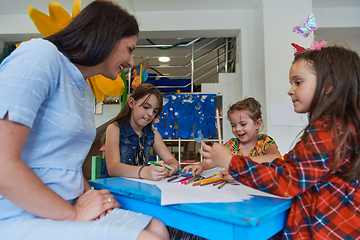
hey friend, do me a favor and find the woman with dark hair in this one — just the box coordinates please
[0,1,169,239]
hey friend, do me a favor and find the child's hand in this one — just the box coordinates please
[220,170,236,182]
[199,141,232,169]
[183,164,204,176]
[164,163,177,177]
[146,161,168,181]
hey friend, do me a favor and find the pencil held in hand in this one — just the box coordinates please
[216,108,222,144]
[149,161,172,171]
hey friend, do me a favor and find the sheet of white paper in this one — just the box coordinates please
[157,180,252,205]
[123,167,290,205]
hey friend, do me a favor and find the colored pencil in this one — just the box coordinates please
[199,176,222,183]
[196,177,222,185]
[218,181,227,189]
[213,180,225,186]
[184,176,201,185]
[149,161,172,171]
[167,175,180,182]
[191,176,204,184]
[216,108,222,144]
[179,176,193,184]
[192,176,222,186]
[200,179,223,186]
[202,174,217,180]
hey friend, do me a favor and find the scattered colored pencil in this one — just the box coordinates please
[167,175,180,182]
[179,176,193,184]
[192,176,223,186]
[213,180,225,186]
[201,174,217,180]
[200,179,223,186]
[191,176,204,184]
[185,176,201,185]
[218,181,227,189]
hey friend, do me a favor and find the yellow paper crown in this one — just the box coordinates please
[28,0,125,102]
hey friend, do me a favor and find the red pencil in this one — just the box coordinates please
[179,176,193,184]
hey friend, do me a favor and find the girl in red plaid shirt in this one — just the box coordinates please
[200,45,360,239]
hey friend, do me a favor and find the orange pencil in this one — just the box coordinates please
[200,178,223,186]
[192,176,222,186]
[200,176,222,183]
[192,181,202,186]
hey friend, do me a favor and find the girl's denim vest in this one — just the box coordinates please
[99,122,155,178]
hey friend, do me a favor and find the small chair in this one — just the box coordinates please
[91,156,104,180]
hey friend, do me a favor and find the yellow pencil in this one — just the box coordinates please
[200,179,223,186]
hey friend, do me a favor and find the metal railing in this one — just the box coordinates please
[127,37,236,93]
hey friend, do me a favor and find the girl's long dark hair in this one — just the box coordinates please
[45,0,139,66]
[294,46,360,180]
[101,83,163,144]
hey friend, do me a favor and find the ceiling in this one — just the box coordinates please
[1,0,360,16]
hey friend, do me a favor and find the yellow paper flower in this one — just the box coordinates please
[27,0,125,102]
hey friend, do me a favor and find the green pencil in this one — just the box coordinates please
[149,161,172,171]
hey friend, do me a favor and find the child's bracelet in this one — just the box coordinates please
[138,165,145,179]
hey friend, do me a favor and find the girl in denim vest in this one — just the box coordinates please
[100,83,179,180]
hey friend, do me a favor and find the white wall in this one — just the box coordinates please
[201,73,242,143]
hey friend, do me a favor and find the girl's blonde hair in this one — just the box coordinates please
[294,46,360,180]
[227,97,262,123]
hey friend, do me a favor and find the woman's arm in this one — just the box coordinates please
[249,145,282,163]
[0,115,118,221]
[152,129,179,175]
[83,174,91,192]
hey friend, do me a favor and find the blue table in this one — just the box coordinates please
[89,177,292,240]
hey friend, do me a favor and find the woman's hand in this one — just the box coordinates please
[183,164,204,176]
[199,141,232,170]
[74,189,120,221]
[220,169,236,182]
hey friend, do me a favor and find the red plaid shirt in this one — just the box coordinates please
[229,119,360,239]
